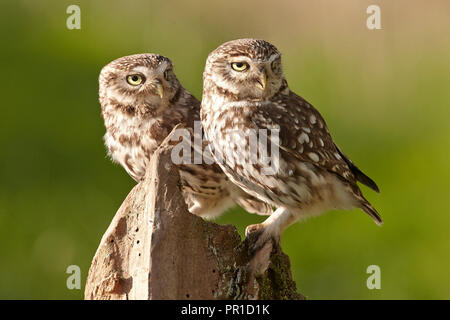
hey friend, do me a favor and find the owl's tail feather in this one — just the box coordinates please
[335,145,380,193]
[360,201,383,226]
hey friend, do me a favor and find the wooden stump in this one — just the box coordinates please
[84,136,304,300]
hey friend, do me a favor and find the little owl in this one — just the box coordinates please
[99,53,271,218]
[201,39,381,250]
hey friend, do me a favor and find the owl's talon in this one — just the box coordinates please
[245,223,279,255]
[245,223,264,238]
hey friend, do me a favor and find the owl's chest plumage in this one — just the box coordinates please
[103,105,186,181]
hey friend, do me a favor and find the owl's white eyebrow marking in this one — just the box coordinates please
[228,56,253,63]
[268,53,280,63]
[155,61,169,74]
[131,66,150,74]
[130,61,169,77]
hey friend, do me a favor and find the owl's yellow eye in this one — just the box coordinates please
[126,74,144,86]
[231,62,249,72]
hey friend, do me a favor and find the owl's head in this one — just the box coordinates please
[99,53,181,116]
[203,39,286,101]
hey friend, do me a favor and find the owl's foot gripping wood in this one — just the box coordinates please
[245,207,296,254]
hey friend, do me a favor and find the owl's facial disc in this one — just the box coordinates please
[100,54,182,117]
[224,54,282,99]
[123,64,174,101]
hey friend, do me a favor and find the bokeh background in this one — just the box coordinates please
[1,0,449,299]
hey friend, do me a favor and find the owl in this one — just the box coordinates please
[201,39,381,250]
[99,53,271,219]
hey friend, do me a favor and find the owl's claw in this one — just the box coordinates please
[245,223,280,255]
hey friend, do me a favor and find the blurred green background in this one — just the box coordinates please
[0,0,449,299]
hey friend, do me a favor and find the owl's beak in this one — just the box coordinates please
[256,70,267,91]
[155,82,164,99]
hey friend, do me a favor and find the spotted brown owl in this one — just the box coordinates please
[200,39,381,249]
[99,53,271,218]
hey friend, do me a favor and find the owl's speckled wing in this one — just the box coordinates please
[249,91,379,193]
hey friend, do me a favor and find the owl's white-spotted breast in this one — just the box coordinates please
[99,53,271,218]
[201,39,381,249]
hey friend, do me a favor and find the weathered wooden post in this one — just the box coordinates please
[84,136,303,300]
